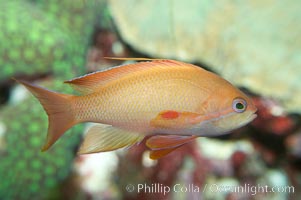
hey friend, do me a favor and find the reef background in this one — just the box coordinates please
[0,0,300,200]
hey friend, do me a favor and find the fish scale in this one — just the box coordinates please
[72,67,208,131]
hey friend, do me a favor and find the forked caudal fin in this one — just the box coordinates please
[15,80,77,151]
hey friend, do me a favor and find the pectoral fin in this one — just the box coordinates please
[78,124,144,154]
[146,135,198,159]
[146,135,198,149]
[150,110,201,129]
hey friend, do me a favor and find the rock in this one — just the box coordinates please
[109,0,301,113]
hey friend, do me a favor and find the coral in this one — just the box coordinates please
[0,0,104,82]
[0,80,84,200]
[252,97,296,136]
[0,1,113,198]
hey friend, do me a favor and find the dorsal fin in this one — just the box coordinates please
[64,58,196,95]
[103,57,160,61]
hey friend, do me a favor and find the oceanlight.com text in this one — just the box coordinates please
[203,183,294,196]
[125,183,294,196]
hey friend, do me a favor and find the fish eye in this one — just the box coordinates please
[232,98,247,113]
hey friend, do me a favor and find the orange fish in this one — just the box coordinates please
[17,58,257,159]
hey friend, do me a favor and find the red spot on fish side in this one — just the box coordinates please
[161,111,179,119]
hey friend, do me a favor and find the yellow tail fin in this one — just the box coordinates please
[16,80,77,151]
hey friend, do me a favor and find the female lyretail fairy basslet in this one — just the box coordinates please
[16,58,257,159]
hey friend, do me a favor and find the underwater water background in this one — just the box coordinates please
[0,0,300,200]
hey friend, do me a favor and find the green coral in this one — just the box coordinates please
[0,80,84,200]
[0,1,110,198]
[0,0,104,81]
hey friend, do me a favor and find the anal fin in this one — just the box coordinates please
[78,124,144,154]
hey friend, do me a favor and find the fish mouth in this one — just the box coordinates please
[247,103,258,122]
[238,112,257,128]
[248,113,257,121]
